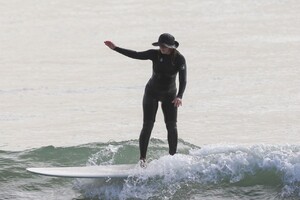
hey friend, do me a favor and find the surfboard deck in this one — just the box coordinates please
[26,164,138,178]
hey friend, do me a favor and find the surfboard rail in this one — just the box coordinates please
[26,164,138,178]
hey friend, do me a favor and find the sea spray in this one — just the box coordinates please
[190,144,300,197]
[74,143,300,199]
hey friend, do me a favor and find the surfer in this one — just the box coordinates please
[104,33,187,166]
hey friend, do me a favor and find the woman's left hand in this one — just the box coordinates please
[172,97,182,107]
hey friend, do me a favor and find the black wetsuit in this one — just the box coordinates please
[114,47,187,159]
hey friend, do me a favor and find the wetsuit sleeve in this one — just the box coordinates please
[177,58,187,99]
[114,47,155,60]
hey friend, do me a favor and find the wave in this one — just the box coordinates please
[1,140,300,199]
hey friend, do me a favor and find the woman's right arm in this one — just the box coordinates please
[104,41,154,60]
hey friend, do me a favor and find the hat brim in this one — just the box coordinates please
[152,41,179,49]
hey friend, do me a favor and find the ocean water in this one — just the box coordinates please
[1,0,300,199]
[2,140,300,199]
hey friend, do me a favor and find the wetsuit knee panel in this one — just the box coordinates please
[142,121,154,131]
[165,121,177,130]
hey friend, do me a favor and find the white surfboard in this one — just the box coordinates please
[26,164,138,178]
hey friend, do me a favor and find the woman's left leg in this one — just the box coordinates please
[161,99,178,155]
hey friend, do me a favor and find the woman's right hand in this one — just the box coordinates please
[104,41,116,50]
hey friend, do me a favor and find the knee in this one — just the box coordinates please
[142,121,154,131]
[166,121,177,131]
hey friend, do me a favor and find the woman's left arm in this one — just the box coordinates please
[173,58,187,107]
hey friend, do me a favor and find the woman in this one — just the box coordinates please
[104,33,187,166]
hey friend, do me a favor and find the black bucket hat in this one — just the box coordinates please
[152,33,179,49]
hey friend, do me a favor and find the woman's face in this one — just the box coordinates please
[159,45,173,55]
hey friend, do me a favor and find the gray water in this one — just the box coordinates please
[0,0,300,199]
[2,140,300,199]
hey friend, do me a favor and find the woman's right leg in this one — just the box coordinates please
[139,91,158,160]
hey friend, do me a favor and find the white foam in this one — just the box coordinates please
[87,144,122,166]
[76,144,300,199]
[127,144,300,197]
